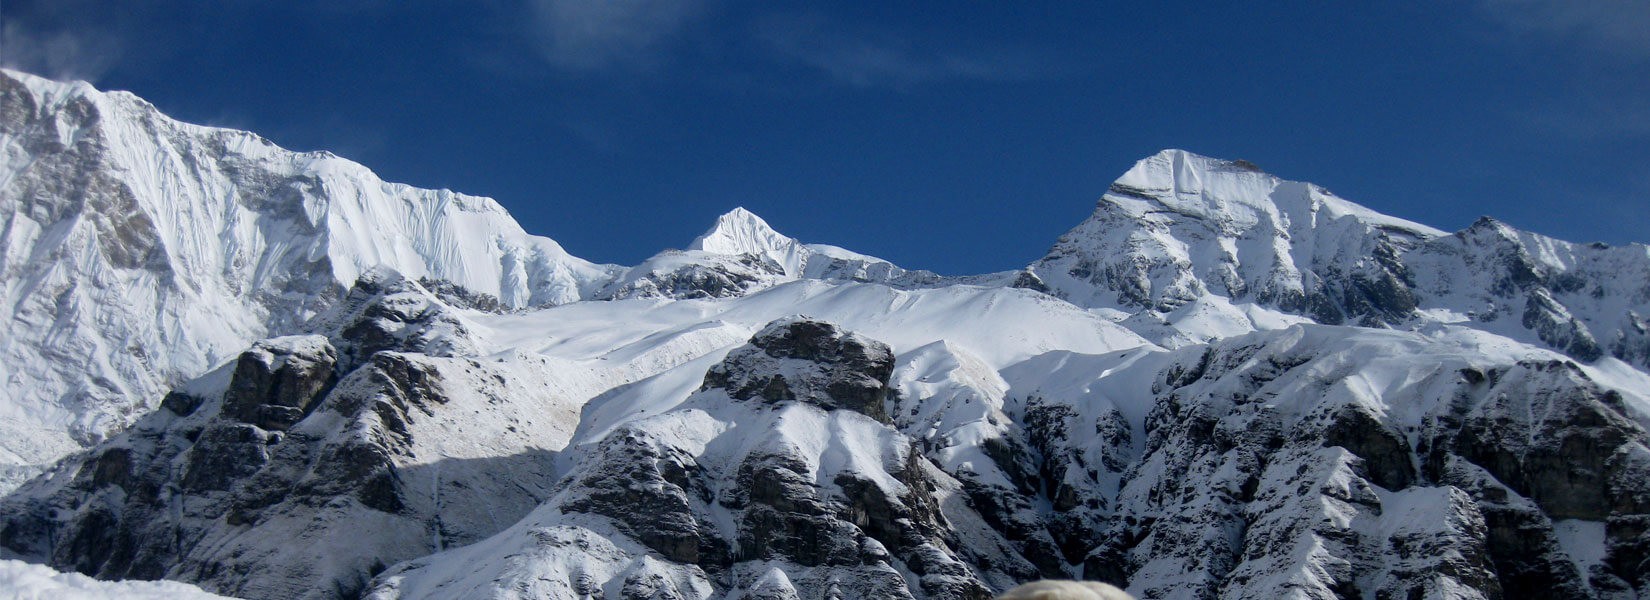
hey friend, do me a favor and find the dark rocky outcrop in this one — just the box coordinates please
[702,318,896,424]
[597,252,787,301]
[220,337,338,431]
[318,268,485,368]
[1322,404,1415,491]
[1522,290,1605,362]
[1445,361,1641,521]
[560,431,731,568]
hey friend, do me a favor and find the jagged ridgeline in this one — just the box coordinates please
[2,68,1650,600]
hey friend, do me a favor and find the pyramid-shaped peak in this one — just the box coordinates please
[1116,149,1273,192]
[1103,149,1443,238]
[689,207,799,257]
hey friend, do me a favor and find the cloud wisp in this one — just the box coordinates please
[524,0,707,72]
[1477,0,1650,60]
[0,19,121,82]
[1512,101,1650,142]
[757,14,1056,89]
[1473,1,1650,142]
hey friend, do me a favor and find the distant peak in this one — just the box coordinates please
[1469,215,1504,229]
[689,207,797,256]
[1460,215,1522,242]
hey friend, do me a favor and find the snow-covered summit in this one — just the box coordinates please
[0,68,616,487]
[688,207,810,273]
[1114,149,1442,237]
[1031,149,1440,324]
[599,207,965,300]
[1028,149,1650,371]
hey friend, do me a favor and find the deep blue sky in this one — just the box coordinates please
[4,1,1648,274]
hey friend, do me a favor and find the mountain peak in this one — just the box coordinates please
[2,68,97,103]
[1113,148,1277,204]
[688,207,796,257]
[1108,149,1444,237]
[1030,149,1446,322]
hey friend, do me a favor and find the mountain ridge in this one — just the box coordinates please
[4,66,1649,489]
[3,68,1650,600]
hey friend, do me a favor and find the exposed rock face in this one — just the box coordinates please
[220,337,338,431]
[558,429,732,568]
[358,319,1650,600]
[0,274,579,599]
[701,318,896,423]
[596,252,788,300]
[316,267,487,366]
[368,319,1004,600]
[997,327,1650,600]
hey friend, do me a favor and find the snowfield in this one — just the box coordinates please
[0,560,235,600]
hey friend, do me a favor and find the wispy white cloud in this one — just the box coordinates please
[1477,0,1650,60]
[1513,102,1650,141]
[756,15,1054,89]
[0,19,121,81]
[1475,1,1650,141]
[524,0,707,72]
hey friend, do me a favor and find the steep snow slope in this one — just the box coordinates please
[0,69,616,488]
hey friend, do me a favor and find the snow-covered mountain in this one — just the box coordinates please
[0,68,616,489]
[3,70,1650,600]
[1027,149,1650,366]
